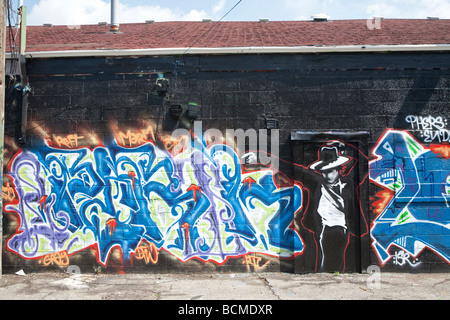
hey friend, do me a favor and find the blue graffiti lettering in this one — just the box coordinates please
[370,129,450,265]
[6,139,304,266]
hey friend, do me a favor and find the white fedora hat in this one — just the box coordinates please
[309,145,350,171]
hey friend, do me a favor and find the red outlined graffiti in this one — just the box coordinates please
[430,143,450,159]
[106,219,118,236]
[369,129,450,267]
[128,171,136,190]
[370,189,394,215]
[243,177,256,191]
[187,184,202,202]
[4,121,305,270]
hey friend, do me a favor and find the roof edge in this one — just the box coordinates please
[7,44,450,59]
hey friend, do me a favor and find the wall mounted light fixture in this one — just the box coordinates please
[156,78,169,95]
[265,118,278,129]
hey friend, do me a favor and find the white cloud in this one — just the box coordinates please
[366,2,398,18]
[415,0,450,18]
[27,0,211,26]
[118,4,208,22]
[212,0,227,15]
[28,0,109,25]
[366,0,450,18]
[283,0,337,20]
[24,0,450,26]
[283,0,450,20]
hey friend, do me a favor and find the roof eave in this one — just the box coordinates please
[6,44,450,59]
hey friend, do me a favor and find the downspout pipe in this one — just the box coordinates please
[18,54,29,146]
[18,5,29,146]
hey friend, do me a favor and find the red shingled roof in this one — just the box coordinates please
[7,19,450,53]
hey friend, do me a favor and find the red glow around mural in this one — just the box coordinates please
[430,143,450,159]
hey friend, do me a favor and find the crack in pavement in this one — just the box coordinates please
[259,275,281,300]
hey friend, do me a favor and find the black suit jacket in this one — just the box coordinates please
[294,165,359,237]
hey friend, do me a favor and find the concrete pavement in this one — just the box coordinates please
[0,271,449,301]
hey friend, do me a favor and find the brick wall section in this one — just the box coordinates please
[3,52,450,273]
[20,53,450,170]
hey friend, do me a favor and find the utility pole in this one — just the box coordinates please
[0,0,7,278]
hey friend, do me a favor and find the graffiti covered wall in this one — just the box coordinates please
[3,53,450,273]
[370,128,450,271]
[3,123,304,273]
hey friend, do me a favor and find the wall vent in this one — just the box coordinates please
[311,14,330,22]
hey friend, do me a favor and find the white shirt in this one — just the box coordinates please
[317,182,347,229]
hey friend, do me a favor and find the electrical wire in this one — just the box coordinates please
[181,0,244,56]
[173,0,244,76]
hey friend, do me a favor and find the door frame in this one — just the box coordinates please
[291,130,371,273]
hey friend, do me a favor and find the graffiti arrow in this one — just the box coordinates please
[187,184,202,202]
[39,195,48,211]
[128,171,136,191]
[181,222,190,255]
[106,218,118,236]
[243,177,256,191]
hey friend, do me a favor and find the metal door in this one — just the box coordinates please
[291,131,370,273]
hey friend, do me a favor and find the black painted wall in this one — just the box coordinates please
[3,52,450,273]
[20,52,450,144]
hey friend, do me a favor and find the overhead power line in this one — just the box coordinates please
[181,0,244,56]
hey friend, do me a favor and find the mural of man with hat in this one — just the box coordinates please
[295,140,360,272]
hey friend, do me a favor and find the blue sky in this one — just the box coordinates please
[15,0,450,26]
